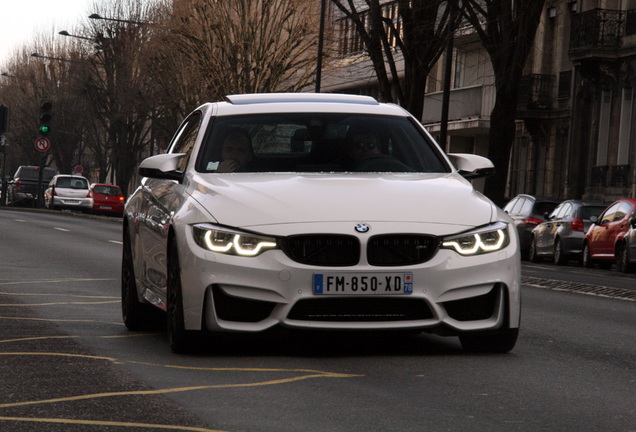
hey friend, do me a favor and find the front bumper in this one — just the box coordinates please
[176,224,521,335]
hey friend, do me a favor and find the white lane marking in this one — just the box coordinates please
[53,227,70,232]
[108,240,122,245]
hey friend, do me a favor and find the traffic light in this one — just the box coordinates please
[0,104,8,135]
[39,99,52,135]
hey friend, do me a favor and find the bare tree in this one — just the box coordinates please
[84,0,160,194]
[460,0,546,205]
[329,0,457,120]
[1,39,94,177]
[167,0,319,101]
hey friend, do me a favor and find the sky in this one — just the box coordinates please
[0,0,95,67]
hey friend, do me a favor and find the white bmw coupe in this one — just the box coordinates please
[122,93,521,353]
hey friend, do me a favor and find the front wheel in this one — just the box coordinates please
[459,328,519,353]
[554,238,567,265]
[122,230,163,331]
[167,242,199,353]
[528,238,540,263]
[582,243,593,268]
[616,244,633,273]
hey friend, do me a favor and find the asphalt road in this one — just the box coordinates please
[0,208,635,432]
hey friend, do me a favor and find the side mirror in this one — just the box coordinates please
[138,153,186,182]
[447,153,495,179]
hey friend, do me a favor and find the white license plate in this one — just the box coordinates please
[99,206,112,210]
[313,273,413,295]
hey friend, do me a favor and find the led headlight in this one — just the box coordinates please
[441,223,510,256]
[193,224,277,257]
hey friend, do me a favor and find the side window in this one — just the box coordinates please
[519,198,533,216]
[171,113,202,172]
[511,198,526,215]
[614,202,630,221]
[600,203,620,224]
[557,203,572,219]
[503,198,518,213]
[549,203,565,219]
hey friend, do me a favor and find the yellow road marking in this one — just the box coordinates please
[0,334,155,343]
[0,416,227,431]
[0,352,361,410]
[0,300,119,306]
[0,315,123,325]
[0,278,116,286]
[0,291,118,299]
[0,374,352,409]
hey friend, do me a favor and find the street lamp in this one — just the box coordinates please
[89,13,151,26]
[31,52,80,63]
[58,30,96,42]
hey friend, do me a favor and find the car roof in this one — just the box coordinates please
[197,93,411,117]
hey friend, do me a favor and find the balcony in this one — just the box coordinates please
[570,9,624,60]
[517,74,555,115]
[421,84,495,133]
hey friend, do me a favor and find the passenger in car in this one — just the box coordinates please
[215,128,254,173]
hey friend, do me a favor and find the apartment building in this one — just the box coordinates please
[321,0,636,201]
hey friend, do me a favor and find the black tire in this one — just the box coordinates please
[459,328,519,353]
[528,237,540,263]
[167,241,198,353]
[554,238,567,266]
[582,243,593,268]
[122,229,162,331]
[617,244,633,273]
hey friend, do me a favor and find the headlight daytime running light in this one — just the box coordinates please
[442,223,510,256]
[193,224,277,257]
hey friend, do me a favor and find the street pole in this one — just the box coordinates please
[439,5,457,150]
[315,0,327,93]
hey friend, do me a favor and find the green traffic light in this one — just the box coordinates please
[40,125,50,134]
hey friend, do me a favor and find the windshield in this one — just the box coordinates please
[93,185,121,195]
[56,177,88,189]
[196,113,449,174]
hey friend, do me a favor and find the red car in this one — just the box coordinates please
[582,198,636,272]
[90,183,125,216]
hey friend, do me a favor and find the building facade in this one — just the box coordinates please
[322,0,636,202]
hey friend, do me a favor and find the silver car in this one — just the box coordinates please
[529,200,606,265]
[44,174,93,213]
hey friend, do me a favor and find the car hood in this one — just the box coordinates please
[187,173,496,233]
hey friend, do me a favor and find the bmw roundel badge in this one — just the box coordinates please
[355,223,370,233]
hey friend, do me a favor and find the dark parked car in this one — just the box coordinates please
[6,165,56,206]
[529,200,606,265]
[621,218,636,273]
[503,194,559,259]
[583,198,636,272]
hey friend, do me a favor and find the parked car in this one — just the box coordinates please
[44,174,93,213]
[621,219,636,273]
[503,194,559,259]
[528,200,606,265]
[122,93,521,354]
[6,165,56,206]
[90,183,125,216]
[583,198,636,272]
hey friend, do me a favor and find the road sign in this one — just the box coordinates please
[74,165,83,174]
[35,137,50,152]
